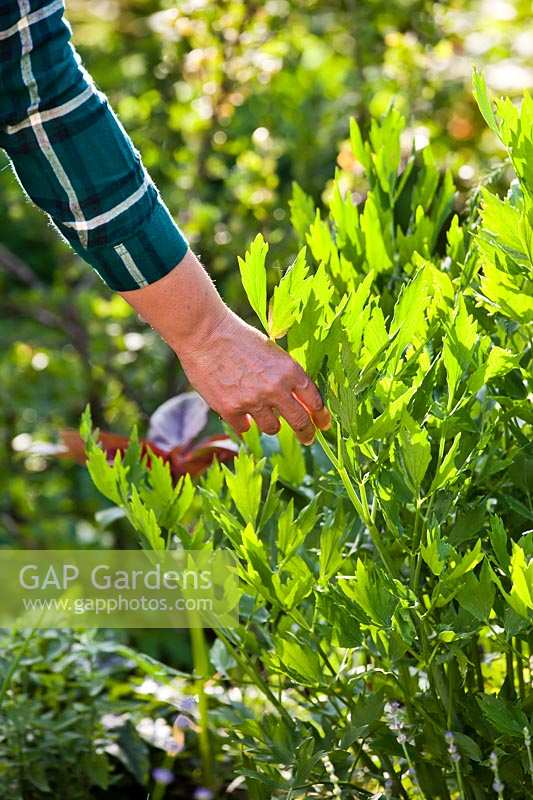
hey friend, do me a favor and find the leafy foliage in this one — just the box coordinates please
[83,75,533,798]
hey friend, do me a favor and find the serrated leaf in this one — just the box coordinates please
[86,447,123,506]
[223,451,264,526]
[421,528,451,576]
[268,247,309,339]
[442,297,477,408]
[128,485,165,550]
[397,420,432,491]
[456,560,495,620]
[276,638,322,686]
[478,694,528,738]
[472,68,500,136]
[289,182,316,240]
[238,234,268,331]
[271,419,306,485]
[430,434,462,493]
[490,515,510,571]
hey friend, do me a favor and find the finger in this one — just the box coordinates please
[278,394,316,445]
[290,373,331,430]
[251,407,281,437]
[224,412,252,437]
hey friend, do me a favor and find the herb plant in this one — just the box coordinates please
[83,73,533,799]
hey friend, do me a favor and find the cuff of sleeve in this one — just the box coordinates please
[71,199,189,291]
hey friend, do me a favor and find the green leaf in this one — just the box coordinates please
[477,694,528,738]
[276,638,322,686]
[339,559,398,627]
[128,486,165,550]
[79,403,94,444]
[86,448,124,506]
[238,234,268,331]
[490,515,510,571]
[456,560,495,621]
[349,116,371,173]
[116,720,150,784]
[445,539,484,583]
[319,525,346,584]
[480,188,527,258]
[429,434,462,493]
[479,261,533,324]
[340,691,385,746]
[360,384,417,443]
[268,247,309,339]
[421,528,451,576]
[442,297,477,408]
[360,193,393,272]
[210,638,237,677]
[390,268,430,355]
[453,733,482,763]
[289,182,316,240]
[271,419,306,486]
[306,210,334,265]
[508,543,533,617]
[472,68,500,136]
[397,419,432,491]
[223,451,264,526]
[81,752,111,789]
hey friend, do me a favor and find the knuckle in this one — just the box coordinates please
[293,370,310,387]
[293,415,309,431]
[226,401,244,417]
[309,392,324,411]
[266,375,285,394]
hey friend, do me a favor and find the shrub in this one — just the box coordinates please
[83,74,533,799]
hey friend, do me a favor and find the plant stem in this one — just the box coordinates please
[453,758,466,800]
[516,638,526,701]
[471,637,485,694]
[316,429,397,579]
[190,626,214,788]
[400,741,427,800]
[216,628,293,726]
[505,647,516,699]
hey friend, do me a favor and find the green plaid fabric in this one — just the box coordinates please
[0,0,188,290]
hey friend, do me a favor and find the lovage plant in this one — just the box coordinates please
[83,74,532,799]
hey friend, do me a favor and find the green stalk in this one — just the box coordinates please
[523,727,533,786]
[516,638,526,702]
[190,626,214,788]
[399,740,427,800]
[453,757,466,800]
[505,647,516,699]
[215,628,293,725]
[471,637,485,694]
[316,429,397,579]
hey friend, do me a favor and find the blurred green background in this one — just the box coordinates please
[1,0,532,623]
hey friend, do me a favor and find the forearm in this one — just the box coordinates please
[0,0,187,291]
[119,250,231,357]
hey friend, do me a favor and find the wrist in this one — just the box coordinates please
[170,298,233,359]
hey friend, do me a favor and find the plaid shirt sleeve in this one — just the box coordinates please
[0,0,189,291]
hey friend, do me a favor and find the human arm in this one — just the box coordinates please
[120,252,331,444]
[0,1,330,442]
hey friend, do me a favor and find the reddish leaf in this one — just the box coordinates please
[168,436,239,477]
[147,392,210,451]
[58,431,238,478]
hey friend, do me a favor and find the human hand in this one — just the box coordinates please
[176,308,331,445]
